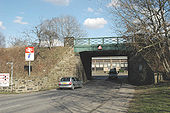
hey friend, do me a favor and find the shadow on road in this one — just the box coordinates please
[50,75,135,113]
[91,75,129,85]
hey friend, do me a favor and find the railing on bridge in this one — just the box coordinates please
[74,37,132,52]
[74,37,130,46]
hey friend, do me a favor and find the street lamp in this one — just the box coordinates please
[6,62,13,91]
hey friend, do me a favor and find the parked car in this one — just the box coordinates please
[58,77,83,90]
[108,68,119,79]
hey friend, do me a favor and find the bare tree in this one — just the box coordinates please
[41,19,58,49]
[0,32,6,48]
[52,15,86,39]
[34,15,86,49]
[22,30,38,47]
[31,20,55,49]
[32,23,45,47]
[108,0,170,75]
[9,36,28,47]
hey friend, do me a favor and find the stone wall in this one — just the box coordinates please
[0,76,57,93]
[48,47,87,83]
[128,55,154,85]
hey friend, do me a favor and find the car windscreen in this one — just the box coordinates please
[60,78,71,82]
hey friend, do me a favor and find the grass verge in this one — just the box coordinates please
[128,81,170,113]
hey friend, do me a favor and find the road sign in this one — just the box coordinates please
[0,73,9,87]
[25,47,34,61]
[25,47,34,76]
[98,45,102,50]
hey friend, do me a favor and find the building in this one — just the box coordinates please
[40,39,64,47]
[92,56,128,73]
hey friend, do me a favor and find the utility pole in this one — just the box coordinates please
[7,62,13,91]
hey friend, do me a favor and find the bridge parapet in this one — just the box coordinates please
[75,37,131,46]
[74,37,132,52]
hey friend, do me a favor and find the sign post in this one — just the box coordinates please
[29,61,31,76]
[6,62,13,91]
[25,47,34,76]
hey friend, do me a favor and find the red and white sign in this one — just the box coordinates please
[98,45,102,50]
[25,47,34,53]
[25,47,34,61]
[0,73,9,87]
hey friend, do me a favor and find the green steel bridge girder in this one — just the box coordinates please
[73,37,133,53]
[74,44,131,53]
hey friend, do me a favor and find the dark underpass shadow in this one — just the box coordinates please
[91,75,129,85]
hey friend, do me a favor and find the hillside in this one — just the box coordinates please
[0,47,69,79]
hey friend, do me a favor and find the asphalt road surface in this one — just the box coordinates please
[0,76,135,113]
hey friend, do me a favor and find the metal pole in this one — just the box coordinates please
[11,62,13,91]
[29,61,31,76]
[6,62,14,91]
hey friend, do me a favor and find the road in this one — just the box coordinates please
[0,76,135,113]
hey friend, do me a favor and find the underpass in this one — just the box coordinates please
[75,37,154,85]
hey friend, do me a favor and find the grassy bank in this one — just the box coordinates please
[0,47,69,78]
[128,81,170,113]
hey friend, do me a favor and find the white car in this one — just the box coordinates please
[58,77,83,90]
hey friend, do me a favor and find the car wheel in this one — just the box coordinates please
[59,88,63,90]
[72,85,75,90]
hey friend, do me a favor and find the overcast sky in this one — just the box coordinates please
[0,0,118,42]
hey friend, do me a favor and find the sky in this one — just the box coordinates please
[0,0,117,45]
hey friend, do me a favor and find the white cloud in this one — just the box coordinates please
[107,0,120,7]
[88,7,94,13]
[0,21,6,30]
[13,16,28,25]
[44,0,70,6]
[83,18,107,29]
